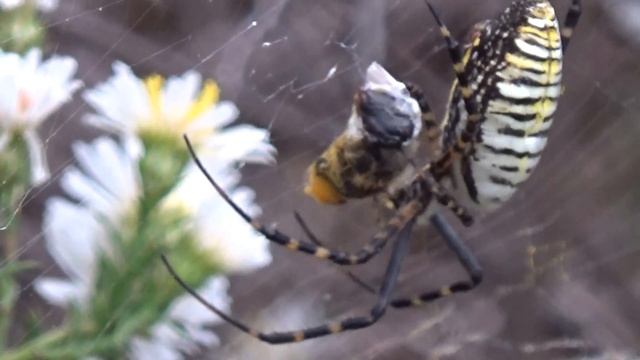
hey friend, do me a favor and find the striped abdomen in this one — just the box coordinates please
[445,0,563,210]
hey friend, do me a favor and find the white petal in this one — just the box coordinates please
[0,50,80,132]
[33,277,86,307]
[183,325,220,349]
[203,125,276,165]
[122,133,145,161]
[196,191,272,273]
[129,336,182,360]
[167,276,231,325]
[31,55,82,120]
[82,62,150,135]
[188,101,239,131]
[62,137,140,222]
[23,129,49,185]
[60,167,114,216]
[43,198,104,287]
[161,71,201,121]
[73,137,138,201]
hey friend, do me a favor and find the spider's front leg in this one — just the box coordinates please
[162,203,421,344]
[403,82,441,150]
[184,134,405,266]
[424,1,482,156]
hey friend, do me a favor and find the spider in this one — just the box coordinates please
[161,0,582,344]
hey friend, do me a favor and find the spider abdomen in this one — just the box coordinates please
[449,0,563,210]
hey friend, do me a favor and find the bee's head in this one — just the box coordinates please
[304,156,346,205]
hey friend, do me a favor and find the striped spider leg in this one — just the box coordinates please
[403,82,441,149]
[295,211,483,308]
[304,0,582,309]
[161,0,583,345]
[178,134,406,266]
[163,199,423,344]
[163,136,472,343]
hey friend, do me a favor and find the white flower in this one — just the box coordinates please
[34,137,140,307]
[163,166,272,273]
[33,137,229,359]
[83,62,275,165]
[129,277,231,360]
[34,136,268,358]
[0,48,81,184]
[0,0,58,12]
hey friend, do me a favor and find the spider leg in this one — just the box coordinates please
[390,213,482,308]
[422,168,474,226]
[185,134,408,266]
[561,0,581,52]
[424,1,481,155]
[294,210,378,295]
[391,163,474,227]
[161,216,417,344]
[403,82,440,144]
[296,211,482,307]
[292,211,323,247]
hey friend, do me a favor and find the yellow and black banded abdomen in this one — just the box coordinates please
[453,0,563,209]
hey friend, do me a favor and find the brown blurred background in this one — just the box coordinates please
[17,0,640,359]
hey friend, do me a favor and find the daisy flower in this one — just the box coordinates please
[0,0,58,12]
[0,48,81,184]
[34,137,232,358]
[83,62,275,166]
[29,64,276,358]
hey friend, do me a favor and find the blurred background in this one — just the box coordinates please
[13,0,640,359]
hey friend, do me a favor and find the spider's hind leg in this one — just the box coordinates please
[162,217,417,344]
[390,213,482,308]
[301,211,483,309]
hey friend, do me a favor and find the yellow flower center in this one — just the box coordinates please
[142,74,220,145]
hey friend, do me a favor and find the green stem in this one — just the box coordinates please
[2,328,68,360]
[0,194,21,353]
[2,215,20,263]
[0,276,16,352]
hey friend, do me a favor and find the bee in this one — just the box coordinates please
[304,62,424,205]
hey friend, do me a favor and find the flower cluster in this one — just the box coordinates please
[1,26,276,359]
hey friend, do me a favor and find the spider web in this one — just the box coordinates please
[2,0,640,359]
